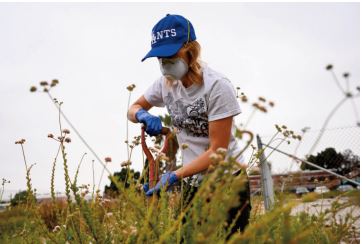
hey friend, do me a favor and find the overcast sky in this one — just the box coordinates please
[0,2,359,200]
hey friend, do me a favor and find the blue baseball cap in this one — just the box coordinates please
[142,14,196,62]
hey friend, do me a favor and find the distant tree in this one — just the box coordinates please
[302,147,360,176]
[10,190,36,206]
[341,149,360,175]
[104,168,141,197]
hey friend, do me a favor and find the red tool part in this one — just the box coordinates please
[141,126,172,188]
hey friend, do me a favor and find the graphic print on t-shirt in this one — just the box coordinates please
[164,92,208,137]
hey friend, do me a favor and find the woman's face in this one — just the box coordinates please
[158,46,190,81]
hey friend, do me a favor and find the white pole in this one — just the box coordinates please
[257,135,275,211]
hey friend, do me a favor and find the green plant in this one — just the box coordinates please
[1,80,358,243]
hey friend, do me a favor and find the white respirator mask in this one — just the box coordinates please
[159,57,189,81]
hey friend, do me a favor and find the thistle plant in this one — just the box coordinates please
[246,124,302,173]
[15,139,36,207]
[30,80,115,196]
[0,178,10,203]
[309,64,360,154]
[98,156,112,190]
[236,89,275,130]
[46,101,73,206]
[0,79,352,243]
[126,84,136,160]
[73,153,87,195]
[49,140,61,204]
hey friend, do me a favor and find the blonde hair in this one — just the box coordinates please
[166,40,203,86]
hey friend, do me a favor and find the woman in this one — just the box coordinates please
[127,14,250,235]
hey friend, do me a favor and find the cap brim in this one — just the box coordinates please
[141,42,184,62]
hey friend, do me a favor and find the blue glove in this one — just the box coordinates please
[143,183,149,192]
[135,109,162,136]
[145,172,178,196]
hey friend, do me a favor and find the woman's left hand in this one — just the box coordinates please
[145,171,178,196]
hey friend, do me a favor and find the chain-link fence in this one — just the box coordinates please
[247,125,360,194]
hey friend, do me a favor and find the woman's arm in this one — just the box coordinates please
[127,95,153,123]
[174,116,233,178]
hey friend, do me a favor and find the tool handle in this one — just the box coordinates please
[141,126,172,188]
[141,125,170,136]
[161,127,171,135]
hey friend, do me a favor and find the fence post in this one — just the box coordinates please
[257,134,275,211]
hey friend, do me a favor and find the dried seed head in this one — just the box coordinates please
[51,79,59,86]
[43,88,49,92]
[64,137,71,143]
[30,86,37,92]
[236,87,240,90]
[48,133,54,138]
[127,84,135,91]
[258,97,266,102]
[269,101,275,107]
[281,125,287,129]
[208,164,215,172]
[216,148,227,158]
[52,225,61,233]
[343,72,350,78]
[15,139,26,144]
[326,64,333,70]
[259,106,267,113]
[209,153,219,162]
[209,153,223,163]
[121,160,132,167]
[181,143,189,150]
[297,135,302,141]
[275,124,282,132]
[62,129,70,134]
[241,95,248,103]
[40,81,48,86]
[105,157,112,163]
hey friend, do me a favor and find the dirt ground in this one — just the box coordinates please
[291,197,360,242]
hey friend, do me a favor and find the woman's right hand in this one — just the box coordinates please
[135,109,162,136]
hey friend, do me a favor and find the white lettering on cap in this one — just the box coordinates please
[151,28,177,45]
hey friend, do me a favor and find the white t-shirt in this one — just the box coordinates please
[144,65,244,183]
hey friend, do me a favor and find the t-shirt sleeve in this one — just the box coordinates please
[208,79,241,121]
[143,78,165,107]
